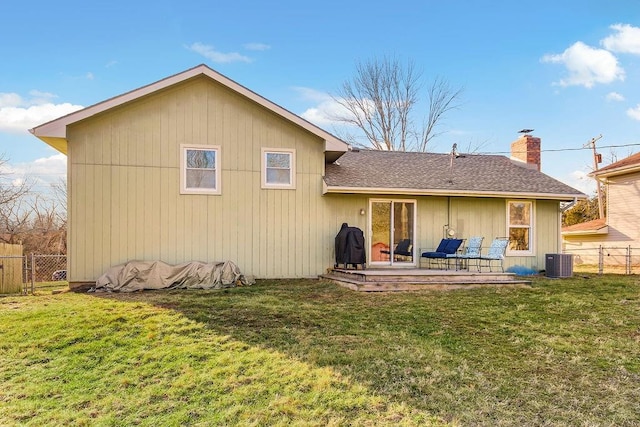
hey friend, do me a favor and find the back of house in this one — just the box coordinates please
[31,65,584,289]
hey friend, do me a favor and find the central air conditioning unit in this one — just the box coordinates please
[545,253,573,278]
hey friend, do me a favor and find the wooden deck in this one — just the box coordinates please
[321,267,531,292]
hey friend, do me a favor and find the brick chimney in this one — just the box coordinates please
[511,134,541,171]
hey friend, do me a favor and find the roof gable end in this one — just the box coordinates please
[30,64,349,159]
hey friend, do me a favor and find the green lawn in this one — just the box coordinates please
[1,276,639,426]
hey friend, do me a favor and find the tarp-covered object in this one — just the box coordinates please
[93,260,254,292]
[335,223,366,269]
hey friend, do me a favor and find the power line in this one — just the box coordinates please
[478,142,640,155]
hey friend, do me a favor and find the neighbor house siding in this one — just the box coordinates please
[607,171,640,243]
[67,76,334,282]
[563,171,640,266]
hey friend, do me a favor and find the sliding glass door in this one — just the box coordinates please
[370,200,416,266]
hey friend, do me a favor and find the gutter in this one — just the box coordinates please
[560,197,578,212]
[323,185,585,202]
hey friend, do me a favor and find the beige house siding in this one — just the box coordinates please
[607,172,640,243]
[448,198,559,270]
[325,196,559,270]
[67,76,334,282]
[563,171,640,265]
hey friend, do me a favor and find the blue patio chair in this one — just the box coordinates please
[420,238,464,269]
[380,239,413,261]
[468,237,509,272]
[453,236,484,270]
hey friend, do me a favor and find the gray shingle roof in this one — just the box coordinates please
[324,150,584,199]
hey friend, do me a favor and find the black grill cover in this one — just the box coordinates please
[335,223,366,269]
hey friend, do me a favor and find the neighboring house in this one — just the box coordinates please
[30,64,584,289]
[563,152,640,265]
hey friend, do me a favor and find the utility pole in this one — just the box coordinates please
[584,134,604,219]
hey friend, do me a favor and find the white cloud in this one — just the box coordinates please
[244,42,271,51]
[626,104,640,120]
[293,87,334,103]
[4,153,67,195]
[0,93,83,134]
[29,90,56,100]
[29,153,67,176]
[292,87,355,127]
[541,41,625,88]
[186,42,252,63]
[0,93,23,108]
[566,170,597,195]
[605,91,625,102]
[86,72,94,80]
[601,24,640,54]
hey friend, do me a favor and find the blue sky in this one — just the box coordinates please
[2,0,640,195]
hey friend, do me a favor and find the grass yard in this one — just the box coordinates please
[1,276,639,426]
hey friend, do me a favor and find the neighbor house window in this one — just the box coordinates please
[506,200,534,255]
[262,148,296,189]
[180,145,221,195]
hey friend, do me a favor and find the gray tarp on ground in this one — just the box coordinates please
[93,260,254,292]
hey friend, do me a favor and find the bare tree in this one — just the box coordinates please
[332,57,463,152]
[51,177,67,232]
[0,194,67,254]
[419,76,464,152]
[0,155,67,254]
[0,154,30,208]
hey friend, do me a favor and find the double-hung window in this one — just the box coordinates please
[180,145,221,195]
[262,148,296,189]
[506,200,534,255]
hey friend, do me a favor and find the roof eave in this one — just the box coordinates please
[30,64,349,156]
[591,164,640,180]
[561,227,609,236]
[323,185,586,201]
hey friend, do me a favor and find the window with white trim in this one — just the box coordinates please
[262,148,296,189]
[180,145,221,195]
[506,200,534,255]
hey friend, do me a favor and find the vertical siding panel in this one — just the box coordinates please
[206,197,215,261]
[159,167,168,262]
[295,180,304,277]
[121,166,130,264]
[102,165,111,274]
[90,166,109,275]
[213,184,224,262]
[92,166,103,278]
[265,190,274,277]
[287,188,296,277]
[71,164,85,280]
[251,171,261,275]
[306,173,315,276]
[222,171,231,262]
[125,166,135,260]
[166,168,178,263]
[109,166,121,269]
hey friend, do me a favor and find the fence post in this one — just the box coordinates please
[598,245,604,275]
[22,256,27,295]
[30,253,35,294]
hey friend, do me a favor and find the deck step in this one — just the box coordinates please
[321,268,531,292]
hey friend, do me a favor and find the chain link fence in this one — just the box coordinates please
[0,254,67,294]
[566,246,640,275]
